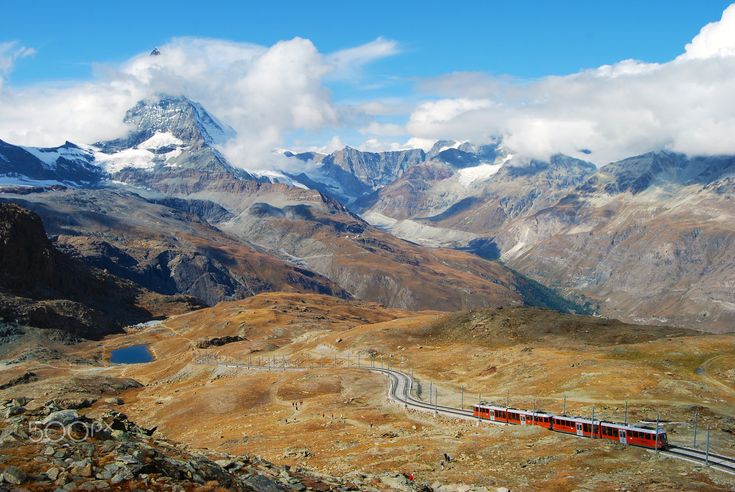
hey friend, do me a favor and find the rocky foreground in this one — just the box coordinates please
[0,397,442,491]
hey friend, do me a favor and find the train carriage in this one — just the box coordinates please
[569,417,600,438]
[530,411,553,429]
[506,408,526,425]
[600,422,667,449]
[473,403,508,423]
[551,415,578,435]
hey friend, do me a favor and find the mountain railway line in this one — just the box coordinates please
[662,446,735,475]
[193,356,735,476]
[368,367,735,476]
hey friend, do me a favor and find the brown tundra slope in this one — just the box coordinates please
[4,292,729,490]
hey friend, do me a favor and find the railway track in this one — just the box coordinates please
[195,357,735,476]
[663,446,735,475]
[370,367,478,421]
[369,367,735,476]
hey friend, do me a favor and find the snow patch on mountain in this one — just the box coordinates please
[0,176,67,188]
[456,154,513,187]
[435,140,465,154]
[95,148,157,173]
[94,131,188,173]
[250,169,309,189]
[22,144,95,170]
[139,132,184,149]
[457,162,503,187]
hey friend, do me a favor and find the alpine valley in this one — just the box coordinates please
[2,94,733,335]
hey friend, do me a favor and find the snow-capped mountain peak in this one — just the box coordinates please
[96,95,235,153]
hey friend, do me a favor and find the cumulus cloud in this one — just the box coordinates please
[401,3,735,164]
[0,41,35,92]
[0,36,397,168]
[680,4,735,60]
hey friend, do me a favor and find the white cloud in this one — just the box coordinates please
[680,4,735,60]
[358,121,405,137]
[0,36,398,168]
[0,41,35,92]
[404,3,735,164]
[4,4,735,169]
[357,138,410,153]
[407,98,495,134]
[326,37,400,80]
[316,136,346,154]
[353,98,415,116]
[402,137,436,152]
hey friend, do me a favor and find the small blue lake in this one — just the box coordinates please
[110,344,154,364]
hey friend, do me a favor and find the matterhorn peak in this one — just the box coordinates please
[95,95,235,153]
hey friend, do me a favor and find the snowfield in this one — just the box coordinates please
[457,162,504,187]
[21,145,95,170]
[139,132,184,149]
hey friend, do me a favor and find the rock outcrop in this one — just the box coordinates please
[0,203,202,339]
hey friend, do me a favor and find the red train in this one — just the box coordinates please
[472,403,668,449]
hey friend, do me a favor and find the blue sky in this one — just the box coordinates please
[2,1,735,166]
[4,1,731,87]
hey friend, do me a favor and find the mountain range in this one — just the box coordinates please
[1,94,733,333]
[0,96,583,337]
